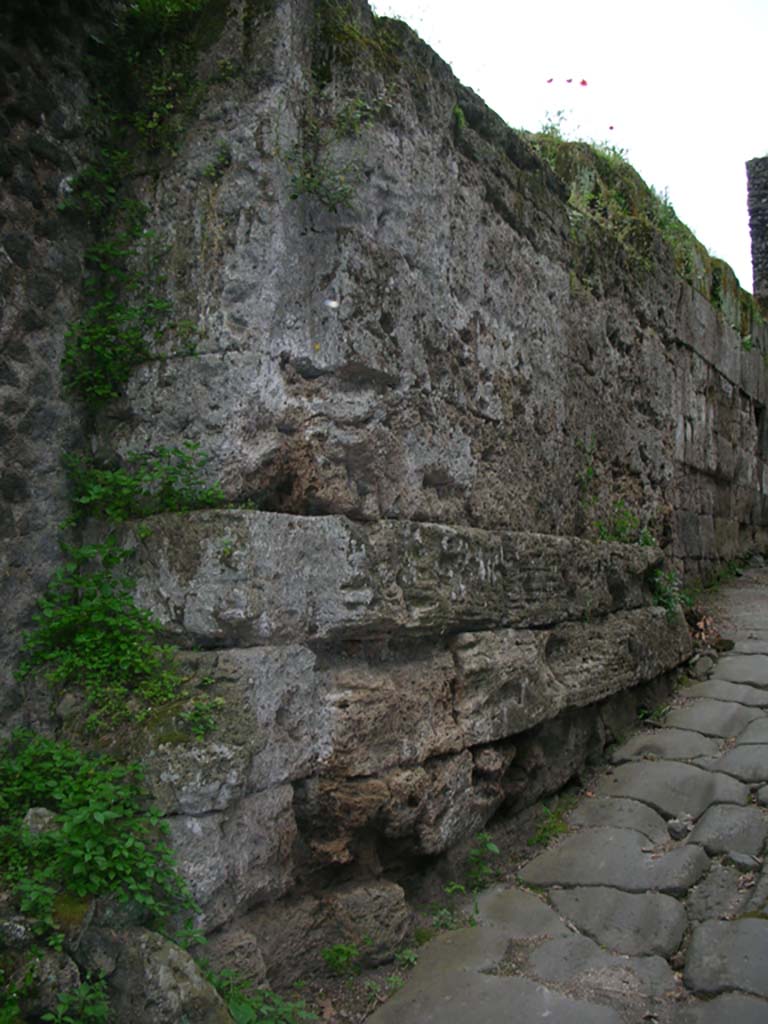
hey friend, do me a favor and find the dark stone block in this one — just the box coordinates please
[25,272,56,309]
[2,231,32,267]
[0,472,30,503]
[10,170,43,207]
[29,134,72,169]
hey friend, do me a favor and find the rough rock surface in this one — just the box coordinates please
[4,0,768,1015]
[0,0,100,725]
[78,927,231,1024]
[369,568,768,1023]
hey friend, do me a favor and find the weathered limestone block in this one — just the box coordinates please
[296,750,501,862]
[320,650,463,775]
[77,927,230,1024]
[238,880,410,987]
[453,607,692,745]
[17,951,81,1019]
[203,929,268,988]
[120,511,661,647]
[167,785,297,931]
[141,645,329,814]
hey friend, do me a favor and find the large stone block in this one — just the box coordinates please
[119,511,661,647]
[239,880,410,986]
[77,927,230,1024]
[453,607,692,745]
[168,784,297,931]
[320,649,463,775]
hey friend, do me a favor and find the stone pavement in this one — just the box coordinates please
[370,568,768,1023]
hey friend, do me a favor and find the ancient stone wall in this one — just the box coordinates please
[0,0,110,727]
[747,155,768,313]
[4,0,768,999]
[94,0,768,581]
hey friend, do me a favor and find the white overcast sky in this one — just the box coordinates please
[371,0,768,291]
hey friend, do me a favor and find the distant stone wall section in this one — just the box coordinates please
[747,156,768,312]
[0,0,105,727]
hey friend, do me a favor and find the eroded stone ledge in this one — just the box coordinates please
[117,510,662,647]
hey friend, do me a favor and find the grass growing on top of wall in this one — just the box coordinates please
[529,126,705,285]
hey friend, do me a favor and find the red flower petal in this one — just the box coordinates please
[580,79,588,86]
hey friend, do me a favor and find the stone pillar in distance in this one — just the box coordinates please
[747,156,768,314]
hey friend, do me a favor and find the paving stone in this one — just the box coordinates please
[686,862,749,922]
[687,804,768,856]
[759,785,768,807]
[400,924,510,975]
[566,796,668,843]
[685,679,768,707]
[743,864,768,914]
[610,729,720,764]
[519,827,708,895]
[674,992,768,1024]
[475,887,571,937]
[713,745,768,784]
[688,755,721,772]
[529,933,675,997]
[724,851,762,871]
[684,918,768,997]
[732,641,768,655]
[594,761,749,819]
[664,699,762,738]
[737,718,768,744]
[711,653,768,686]
[689,654,716,679]
[548,886,686,957]
[368,963,623,1023]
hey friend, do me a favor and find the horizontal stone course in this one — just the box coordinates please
[118,510,669,649]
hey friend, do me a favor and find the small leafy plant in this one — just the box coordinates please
[0,732,195,944]
[466,832,500,892]
[204,965,317,1023]
[62,226,172,408]
[320,943,360,977]
[17,537,182,728]
[595,500,655,545]
[394,948,418,969]
[41,975,110,1023]
[528,794,578,847]
[65,442,224,523]
[180,697,225,739]
[650,568,693,617]
[203,142,233,181]
[638,703,670,723]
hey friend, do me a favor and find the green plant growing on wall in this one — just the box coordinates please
[321,943,360,977]
[202,141,233,181]
[0,732,195,946]
[595,500,655,545]
[65,442,225,523]
[650,568,693,618]
[452,103,466,135]
[62,221,173,408]
[575,434,598,506]
[41,975,110,1024]
[311,0,401,88]
[284,93,387,211]
[17,538,182,729]
[287,150,357,211]
[180,696,225,739]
